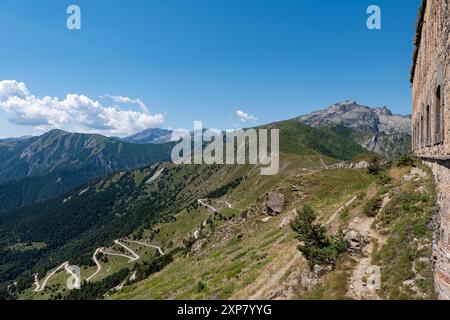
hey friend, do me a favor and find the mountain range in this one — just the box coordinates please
[0,103,410,214]
[0,102,432,301]
[0,129,173,212]
[297,101,411,158]
[122,128,174,144]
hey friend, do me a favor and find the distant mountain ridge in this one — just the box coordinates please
[0,129,173,212]
[0,136,34,143]
[123,128,173,144]
[0,129,173,183]
[296,101,412,158]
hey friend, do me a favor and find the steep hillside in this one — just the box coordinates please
[0,120,368,296]
[108,161,434,300]
[4,119,432,301]
[268,120,367,160]
[0,129,173,183]
[10,155,435,301]
[0,162,249,282]
[297,101,412,158]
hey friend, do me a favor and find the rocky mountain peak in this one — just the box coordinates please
[297,101,410,134]
[296,101,412,158]
[374,106,393,116]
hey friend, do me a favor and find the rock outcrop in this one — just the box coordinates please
[191,239,208,253]
[344,230,368,255]
[297,101,411,158]
[266,192,285,216]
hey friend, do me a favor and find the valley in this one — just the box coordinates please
[0,106,432,301]
[9,154,435,300]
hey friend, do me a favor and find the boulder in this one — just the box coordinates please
[344,229,367,255]
[403,167,427,182]
[313,264,332,277]
[191,239,208,253]
[261,216,271,223]
[268,289,287,300]
[266,192,285,216]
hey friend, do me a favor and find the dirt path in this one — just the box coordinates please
[219,200,245,211]
[34,262,69,292]
[146,167,165,184]
[198,199,217,212]
[87,239,162,282]
[101,240,140,262]
[326,195,358,234]
[320,157,328,170]
[124,240,164,256]
[87,247,104,282]
[346,195,390,300]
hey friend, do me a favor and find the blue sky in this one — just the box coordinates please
[0,0,421,138]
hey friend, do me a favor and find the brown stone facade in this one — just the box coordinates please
[411,0,450,299]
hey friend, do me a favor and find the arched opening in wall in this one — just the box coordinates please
[415,120,419,150]
[417,121,420,150]
[435,85,443,145]
[426,105,431,147]
[421,114,424,147]
[414,121,417,150]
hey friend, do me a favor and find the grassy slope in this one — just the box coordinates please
[111,164,376,300]
[269,121,368,161]
[11,121,404,300]
[297,165,436,300]
[19,159,436,300]
[372,165,436,299]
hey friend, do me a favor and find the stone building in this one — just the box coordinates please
[411,0,450,299]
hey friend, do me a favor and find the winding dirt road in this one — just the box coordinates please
[86,239,163,282]
[123,240,164,256]
[87,247,104,282]
[198,199,218,212]
[114,239,140,261]
[34,262,69,292]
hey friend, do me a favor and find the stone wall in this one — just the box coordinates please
[412,0,449,157]
[412,0,450,300]
[423,159,450,299]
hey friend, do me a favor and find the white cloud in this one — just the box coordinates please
[103,95,149,114]
[236,110,258,122]
[0,80,164,136]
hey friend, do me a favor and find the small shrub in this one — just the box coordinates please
[196,281,207,293]
[367,158,382,175]
[396,154,416,167]
[420,193,430,203]
[291,204,348,269]
[363,197,382,217]
[377,173,392,186]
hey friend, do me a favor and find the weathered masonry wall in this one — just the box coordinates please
[411,0,450,299]
[424,160,450,300]
[412,0,449,157]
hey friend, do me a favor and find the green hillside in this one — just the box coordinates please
[271,121,368,160]
[3,121,433,301]
[0,130,173,213]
